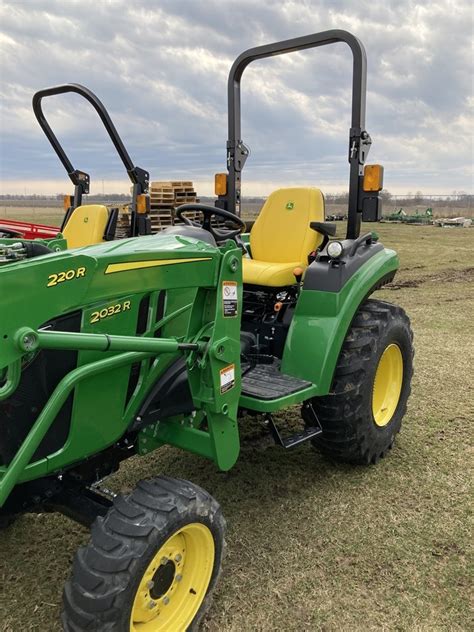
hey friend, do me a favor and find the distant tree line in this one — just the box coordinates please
[0,193,131,201]
[1,191,471,209]
[324,191,472,208]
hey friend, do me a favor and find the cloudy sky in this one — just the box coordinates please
[0,0,472,196]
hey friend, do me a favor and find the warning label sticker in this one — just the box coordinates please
[220,364,235,394]
[222,281,238,318]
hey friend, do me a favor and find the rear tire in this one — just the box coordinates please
[304,299,414,464]
[62,476,225,631]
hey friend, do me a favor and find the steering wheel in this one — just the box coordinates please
[175,204,246,243]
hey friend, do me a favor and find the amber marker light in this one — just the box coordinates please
[363,164,384,192]
[136,194,150,214]
[215,173,227,196]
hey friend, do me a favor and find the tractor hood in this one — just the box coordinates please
[0,233,223,371]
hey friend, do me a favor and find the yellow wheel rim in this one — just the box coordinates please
[372,343,404,427]
[130,523,214,632]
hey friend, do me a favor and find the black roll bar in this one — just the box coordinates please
[32,84,149,210]
[223,29,372,239]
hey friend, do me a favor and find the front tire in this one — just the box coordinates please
[305,299,414,464]
[62,476,225,631]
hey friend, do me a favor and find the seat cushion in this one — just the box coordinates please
[250,187,324,263]
[243,257,303,287]
[63,204,109,249]
[242,187,325,287]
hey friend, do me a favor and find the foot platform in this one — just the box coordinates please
[241,363,312,400]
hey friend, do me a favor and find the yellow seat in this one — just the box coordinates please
[243,187,325,287]
[62,204,109,249]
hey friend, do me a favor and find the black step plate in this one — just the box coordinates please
[280,425,322,448]
[242,363,312,400]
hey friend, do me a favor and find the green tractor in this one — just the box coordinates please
[0,30,413,631]
[35,82,153,250]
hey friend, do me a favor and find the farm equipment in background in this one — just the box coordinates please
[383,208,407,222]
[0,218,60,240]
[32,84,152,248]
[383,207,433,224]
[0,30,414,631]
[326,212,348,221]
[4,84,205,248]
[402,207,433,225]
[2,85,154,253]
[434,216,472,228]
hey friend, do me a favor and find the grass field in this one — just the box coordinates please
[1,200,473,223]
[0,206,66,228]
[0,222,473,632]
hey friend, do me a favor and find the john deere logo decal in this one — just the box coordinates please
[286,201,294,210]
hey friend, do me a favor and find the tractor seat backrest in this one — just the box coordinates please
[250,187,325,263]
[62,204,109,249]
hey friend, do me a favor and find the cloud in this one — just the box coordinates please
[0,0,472,195]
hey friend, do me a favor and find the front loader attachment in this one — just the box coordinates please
[0,235,243,509]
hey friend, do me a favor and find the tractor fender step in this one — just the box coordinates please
[265,402,322,449]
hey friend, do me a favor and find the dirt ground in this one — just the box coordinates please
[0,222,473,632]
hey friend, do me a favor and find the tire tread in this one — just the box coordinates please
[63,477,225,631]
[306,298,414,464]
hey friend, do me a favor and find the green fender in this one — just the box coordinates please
[281,248,399,395]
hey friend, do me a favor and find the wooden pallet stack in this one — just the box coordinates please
[115,204,131,239]
[149,181,199,232]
